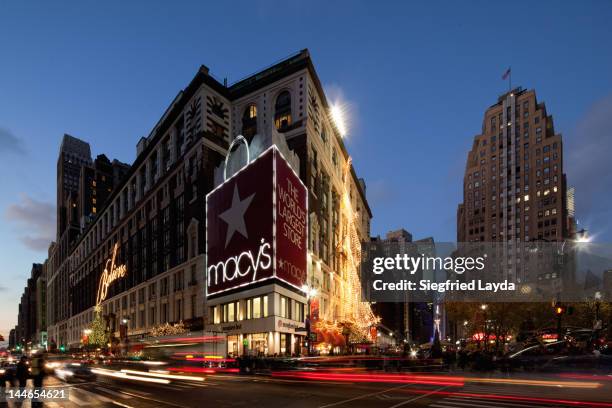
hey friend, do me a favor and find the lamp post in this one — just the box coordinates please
[104,312,115,354]
[594,291,602,331]
[120,316,130,355]
[480,304,488,350]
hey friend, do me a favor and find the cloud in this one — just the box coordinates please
[19,236,53,252]
[5,194,55,252]
[565,94,612,240]
[0,127,26,155]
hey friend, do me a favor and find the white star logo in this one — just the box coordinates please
[219,184,255,248]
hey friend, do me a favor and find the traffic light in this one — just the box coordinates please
[554,304,566,316]
[59,344,65,352]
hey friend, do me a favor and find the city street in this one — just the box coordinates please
[6,371,612,408]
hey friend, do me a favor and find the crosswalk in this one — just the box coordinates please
[428,384,592,408]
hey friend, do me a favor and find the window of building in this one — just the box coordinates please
[176,299,182,322]
[212,306,220,324]
[161,302,168,323]
[191,294,197,319]
[160,277,168,296]
[274,91,292,131]
[292,301,305,322]
[149,282,156,300]
[212,122,225,138]
[222,302,238,323]
[242,104,257,139]
[252,297,261,319]
[280,295,291,319]
[174,270,184,292]
[246,295,268,319]
[190,264,197,285]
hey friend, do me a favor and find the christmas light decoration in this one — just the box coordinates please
[326,158,379,343]
[87,305,108,347]
[150,321,188,337]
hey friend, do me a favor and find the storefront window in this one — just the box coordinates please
[280,333,291,355]
[251,333,268,355]
[227,335,239,357]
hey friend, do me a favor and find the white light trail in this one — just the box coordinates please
[120,369,204,382]
[91,368,170,384]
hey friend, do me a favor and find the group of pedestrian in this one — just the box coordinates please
[2,354,48,388]
[1,354,48,407]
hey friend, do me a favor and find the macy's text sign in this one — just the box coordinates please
[206,146,307,296]
[96,243,127,305]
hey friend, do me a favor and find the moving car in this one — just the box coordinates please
[55,363,97,382]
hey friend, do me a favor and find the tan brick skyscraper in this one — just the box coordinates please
[458,87,568,245]
[457,87,573,286]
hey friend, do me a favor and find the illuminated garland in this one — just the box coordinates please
[149,321,187,337]
[330,158,380,343]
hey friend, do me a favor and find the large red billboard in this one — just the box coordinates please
[206,146,307,297]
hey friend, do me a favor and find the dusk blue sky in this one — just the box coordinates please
[1,1,611,338]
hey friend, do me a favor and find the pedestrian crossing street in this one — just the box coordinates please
[6,380,212,407]
[428,384,589,408]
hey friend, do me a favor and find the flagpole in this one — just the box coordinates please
[509,66,512,93]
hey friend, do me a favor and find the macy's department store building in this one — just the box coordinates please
[47,50,372,356]
[205,145,309,357]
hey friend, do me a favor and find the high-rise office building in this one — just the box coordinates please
[457,87,574,290]
[458,87,568,244]
[57,134,92,239]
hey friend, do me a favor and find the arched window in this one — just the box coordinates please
[274,91,292,131]
[242,104,257,139]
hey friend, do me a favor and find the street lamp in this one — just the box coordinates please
[575,228,589,243]
[480,304,488,350]
[594,291,602,330]
[120,316,130,355]
[302,284,318,299]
